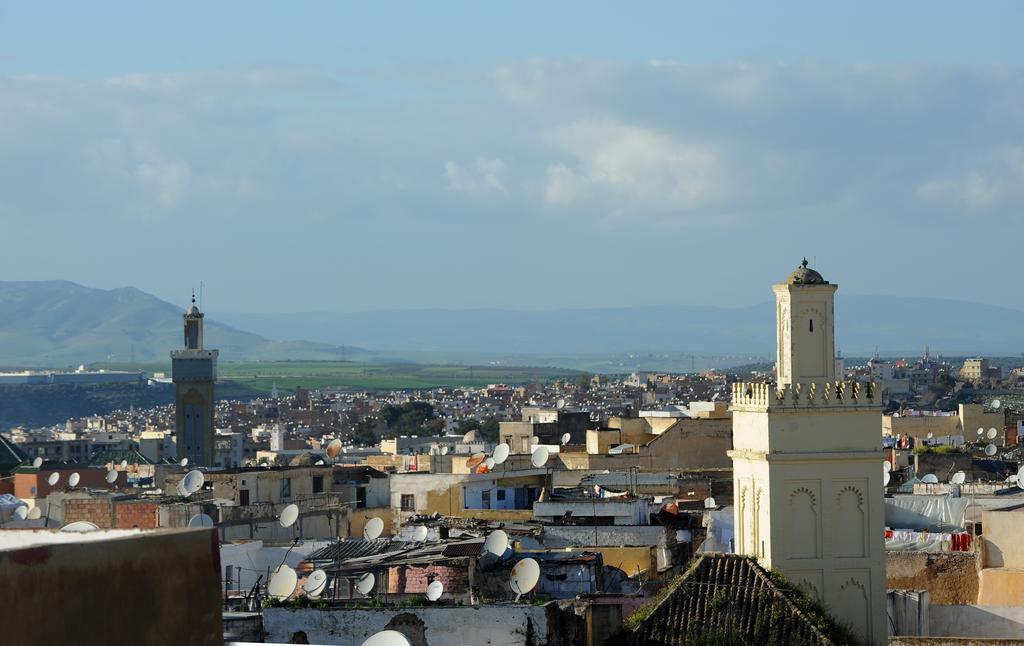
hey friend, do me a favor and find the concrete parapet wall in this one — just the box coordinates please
[0,528,221,646]
[263,603,582,646]
[929,606,1024,640]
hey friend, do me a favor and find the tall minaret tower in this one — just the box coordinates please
[730,261,885,645]
[171,291,219,467]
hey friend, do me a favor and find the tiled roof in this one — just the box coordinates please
[88,449,153,467]
[0,433,29,473]
[625,554,835,646]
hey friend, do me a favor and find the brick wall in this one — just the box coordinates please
[64,499,113,528]
[387,564,469,594]
[62,499,160,529]
[113,501,159,529]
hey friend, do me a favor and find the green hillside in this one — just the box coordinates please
[0,281,354,365]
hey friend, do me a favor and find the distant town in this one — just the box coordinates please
[4,264,1024,645]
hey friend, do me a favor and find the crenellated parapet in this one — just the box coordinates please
[731,380,880,411]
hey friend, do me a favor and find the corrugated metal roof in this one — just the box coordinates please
[306,538,404,564]
[441,539,485,557]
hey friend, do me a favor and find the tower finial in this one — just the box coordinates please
[801,257,809,268]
[191,288,196,305]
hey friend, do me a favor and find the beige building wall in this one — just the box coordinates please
[959,404,1005,445]
[977,505,1024,605]
[882,414,960,440]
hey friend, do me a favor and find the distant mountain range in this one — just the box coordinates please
[217,295,1024,357]
[1,280,1022,367]
[0,281,352,366]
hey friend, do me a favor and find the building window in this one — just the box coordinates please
[809,319,814,332]
[313,475,324,494]
[496,489,506,501]
[280,478,291,500]
[482,490,491,509]
[521,437,530,452]
[356,486,367,509]
[400,494,415,511]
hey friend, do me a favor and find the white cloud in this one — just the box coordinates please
[916,147,1024,210]
[135,160,191,207]
[444,158,508,196]
[542,119,722,215]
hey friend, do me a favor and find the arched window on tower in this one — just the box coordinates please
[809,319,814,333]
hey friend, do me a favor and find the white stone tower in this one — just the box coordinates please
[171,291,219,467]
[729,261,885,645]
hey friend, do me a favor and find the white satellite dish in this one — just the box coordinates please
[977,428,985,436]
[268,565,297,600]
[510,557,540,599]
[992,399,1002,409]
[279,503,300,528]
[412,525,429,542]
[181,470,205,496]
[883,471,891,487]
[926,432,934,439]
[188,513,214,528]
[556,398,566,409]
[883,461,892,473]
[531,446,550,468]
[985,443,998,456]
[484,457,495,470]
[355,572,376,595]
[364,517,384,541]
[440,446,449,455]
[180,458,188,467]
[304,569,328,597]
[14,506,28,520]
[68,472,80,487]
[483,529,509,557]
[426,580,443,601]
[951,471,966,484]
[493,443,510,465]
[47,472,60,486]
[1018,478,1024,492]
[326,438,343,458]
[315,459,325,466]
[61,520,99,533]
[32,457,42,468]
[921,474,939,484]
[530,436,539,445]
[1018,466,1024,481]
[561,432,571,446]
[703,497,716,509]
[987,428,998,439]
[105,470,117,484]
[120,459,128,469]
[892,412,900,418]
[27,507,41,520]
[361,630,411,646]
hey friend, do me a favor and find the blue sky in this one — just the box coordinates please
[1,3,1022,312]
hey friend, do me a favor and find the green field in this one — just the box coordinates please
[94,360,580,396]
